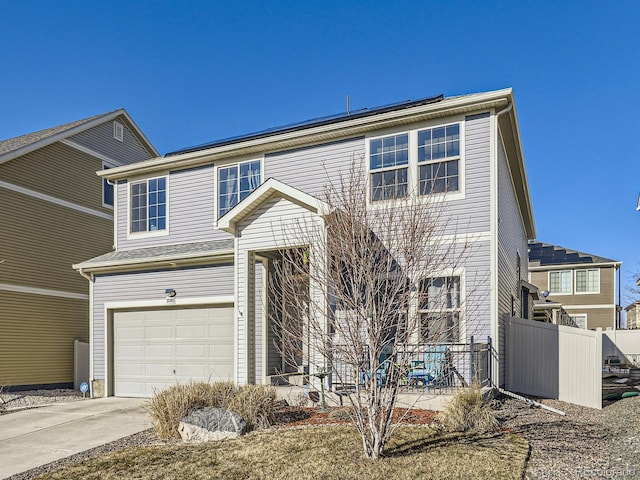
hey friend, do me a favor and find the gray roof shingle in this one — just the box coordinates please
[0,111,117,157]
[75,240,234,270]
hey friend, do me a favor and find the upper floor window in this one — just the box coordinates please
[575,269,599,294]
[418,124,460,195]
[418,276,461,343]
[218,160,261,217]
[130,176,167,233]
[369,133,408,201]
[549,270,572,295]
[102,164,114,207]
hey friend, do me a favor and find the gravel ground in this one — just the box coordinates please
[1,389,84,411]
[5,389,640,479]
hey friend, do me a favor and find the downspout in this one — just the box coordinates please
[489,101,513,388]
[77,267,95,399]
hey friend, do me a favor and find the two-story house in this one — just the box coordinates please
[528,241,621,330]
[0,111,157,389]
[74,88,535,398]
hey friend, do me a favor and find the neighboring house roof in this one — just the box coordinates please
[528,241,620,268]
[98,88,535,238]
[217,178,330,234]
[73,239,233,273]
[0,109,159,165]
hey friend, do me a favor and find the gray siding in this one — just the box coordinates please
[496,128,529,387]
[463,241,492,342]
[69,118,154,165]
[116,165,231,250]
[92,263,234,379]
[265,137,365,198]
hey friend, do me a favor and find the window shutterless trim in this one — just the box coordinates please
[126,175,170,239]
[574,268,600,295]
[214,157,264,222]
[548,270,572,295]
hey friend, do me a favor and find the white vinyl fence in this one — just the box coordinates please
[603,330,640,366]
[507,317,602,409]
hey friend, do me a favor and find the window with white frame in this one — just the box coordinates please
[418,276,461,343]
[575,269,599,294]
[570,314,587,329]
[549,270,572,295]
[130,176,167,233]
[218,160,262,217]
[418,124,460,195]
[369,133,409,201]
[102,164,114,207]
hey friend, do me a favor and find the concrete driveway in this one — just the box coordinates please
[0,397,150,479]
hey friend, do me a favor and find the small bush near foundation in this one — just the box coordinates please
[148,381,276,439]
[436,383,499,434]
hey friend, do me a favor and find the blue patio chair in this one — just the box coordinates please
[407,345,449,387]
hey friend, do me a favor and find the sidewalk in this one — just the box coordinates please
[0,397,149,479]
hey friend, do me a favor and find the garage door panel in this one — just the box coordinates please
[176,324,207,338]
[146,325,173,339]
[114,306,234,397]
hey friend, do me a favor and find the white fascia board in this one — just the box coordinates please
[104,295,234,310]
[529,262,621,271]
[217,178,330,233]
[117,109,160,157]
[73,250,234,273]
[101,89,513,181]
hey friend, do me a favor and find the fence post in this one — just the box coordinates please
[595,328,603,409]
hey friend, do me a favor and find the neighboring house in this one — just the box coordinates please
[625,302,640,329]
[528,241,621,330]
[0,111,158,389]
[73,88,535,398]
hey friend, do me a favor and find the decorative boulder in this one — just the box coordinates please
[178,407,247,443]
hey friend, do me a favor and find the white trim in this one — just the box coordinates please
[364,119,466,206]
[60,139,123,167]
[0,282,89,300]
[548,270,572,295]
[89,278,94,395]
[217,177,329,233]
[569,313,588,329]
[103,295,235,397]
[574,268,600,295]
[113,121,124,142]
[101,89,514,180]
[489,108,499,386]
[104,295,234,310]
[561,304,617,310]
[529,262,621,271]
[0,180,113,221]
[214,157,264,221]
[126,174,170,239]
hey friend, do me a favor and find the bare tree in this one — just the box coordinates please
[268,159,476,459]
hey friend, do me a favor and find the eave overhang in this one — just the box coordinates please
[99,89,515,181]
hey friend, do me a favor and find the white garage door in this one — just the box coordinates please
[113,306,234,397]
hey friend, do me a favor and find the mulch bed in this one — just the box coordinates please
[274,406,437,427]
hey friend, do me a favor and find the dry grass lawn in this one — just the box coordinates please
[36,425,528,480]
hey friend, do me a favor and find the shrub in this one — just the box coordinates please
[228,384,278,431]
[148,381,277,439]
[436,383,499,434]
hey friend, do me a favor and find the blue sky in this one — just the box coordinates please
[2,1,639,298]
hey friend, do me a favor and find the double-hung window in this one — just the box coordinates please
[418,276,461,343]
[369,133,409,201]
[549,270,572,294]
[218,159,261,217]
[418,124,460,195]
[130,176,167,233]
[575,269,599,294]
